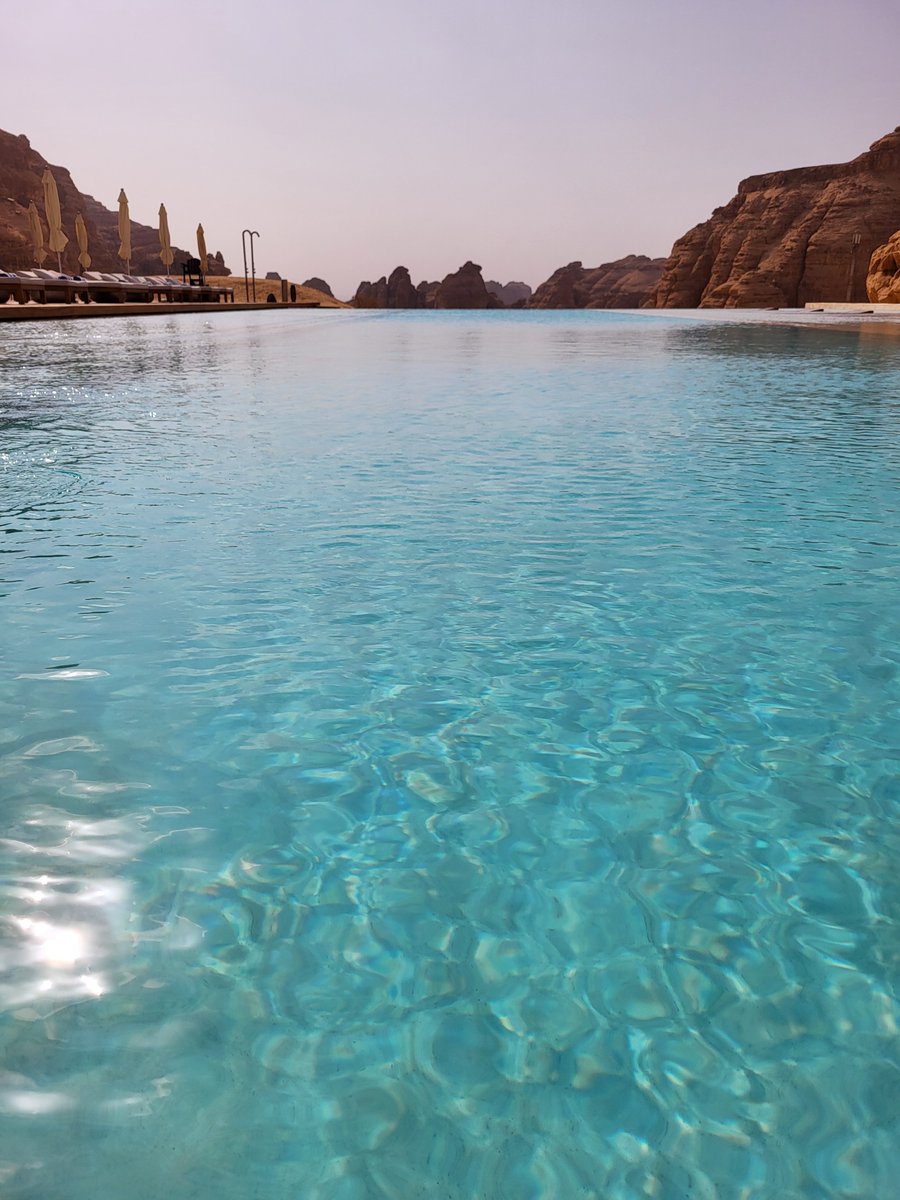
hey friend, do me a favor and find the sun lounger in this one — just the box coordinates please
[0,267,235,308]
[84,271,145,302]
[0,269,23,303]
[107,273,158,302]
[146,275,206,303]
[8,269,84,303]
[29,268,95,302]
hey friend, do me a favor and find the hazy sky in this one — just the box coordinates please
[6,1,900,298]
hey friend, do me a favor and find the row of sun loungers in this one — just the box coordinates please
[0,269,235,305]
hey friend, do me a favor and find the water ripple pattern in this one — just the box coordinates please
[1,310,898,1199]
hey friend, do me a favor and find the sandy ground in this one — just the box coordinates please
[207,276,348,307]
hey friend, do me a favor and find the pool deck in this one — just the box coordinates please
[803,302,900,314]
[0,300,322,322]
[3,299,898,324]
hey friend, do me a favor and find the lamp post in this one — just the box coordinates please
[846,232,862,303]
[242,229,260,303]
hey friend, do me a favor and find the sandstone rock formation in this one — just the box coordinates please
[417,280,440,307]
[866,230,900,303]
[353,265,422,308]
[486,280,532,307]
[648,127,900,308]
[529,256,666,308]
[0,128,230,275]
[353,278,383,307]
[433,261,498,309]
[302,276,333,297]
[353,263,504,309]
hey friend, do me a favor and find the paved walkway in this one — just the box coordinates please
[804,302,900,313]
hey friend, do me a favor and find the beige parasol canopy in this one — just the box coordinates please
[196,223,208,276]
[27,200,47,265]
[117,189,131,273]
[41,168,68,270]
[75,214,91,271]
[158,204,173,274]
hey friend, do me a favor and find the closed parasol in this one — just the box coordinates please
[196,223,208,276]
[27,201,47,265]
[158,204,173,274]
[75,214,91,271]
[41,169,68,271]
[117,189,131,274]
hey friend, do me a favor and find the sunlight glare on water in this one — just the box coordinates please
[1,309,899,1199]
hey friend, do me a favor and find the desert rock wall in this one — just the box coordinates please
[530,256,666,309]
[0,128,228,275]
[648,128,900,308]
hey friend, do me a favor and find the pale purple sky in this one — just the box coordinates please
[6,0,900,298]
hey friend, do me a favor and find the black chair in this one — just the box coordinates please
[181,257,204,287]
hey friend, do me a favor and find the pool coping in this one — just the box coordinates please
[0,300,325,322]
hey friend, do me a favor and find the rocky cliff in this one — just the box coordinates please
[486,280,532,307]
[0,128,229,275]
[433,261,498,309]
[529,256,666,308]
[417,280,440,307]
[866,229,900,303]
[302,276,333,297]
[648,127,900,308]
[353,262,502,309]
[353,265,422,308]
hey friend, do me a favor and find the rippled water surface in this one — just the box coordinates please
[1,309,899,1199]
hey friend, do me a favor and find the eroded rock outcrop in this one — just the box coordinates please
[354,262,502,309]
[352,278,383,307]
[302,276,333,297]
[417,280,440,307]
[486,280,532,307]
[0,128,229,274]
[353,265,422,308]
[648,127,900,308]
[866,230,900,303]
[529,256,665,308]
[433,261,498,309]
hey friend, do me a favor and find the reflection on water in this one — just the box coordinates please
[0,797,141,1017]
[1,310,899,1199]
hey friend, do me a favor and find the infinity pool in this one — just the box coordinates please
[1,309,898,1199]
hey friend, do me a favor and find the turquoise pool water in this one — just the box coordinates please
[1,309,898,1199]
